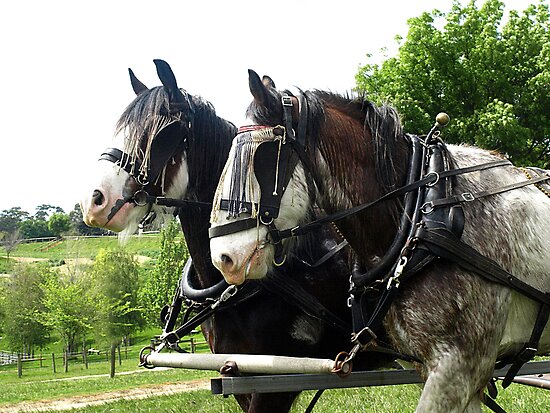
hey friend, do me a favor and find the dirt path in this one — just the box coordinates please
[0,379,210,412]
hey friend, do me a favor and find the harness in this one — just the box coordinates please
[210,93,550,399]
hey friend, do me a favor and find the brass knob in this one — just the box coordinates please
[436,112,450,127]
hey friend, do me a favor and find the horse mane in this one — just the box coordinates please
[311,91,405,192]
[116,87,236,201]
[186,95,236,200]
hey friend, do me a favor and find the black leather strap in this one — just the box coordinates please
[501,303,550,388]
[424,173,550,212]
[415,226,550,305]
[209,217,258,239]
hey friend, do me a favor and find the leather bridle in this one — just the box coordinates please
[99,102,210,224]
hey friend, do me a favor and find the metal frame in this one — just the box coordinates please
[211,360,550,396]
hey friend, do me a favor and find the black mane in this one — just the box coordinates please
[116,87,236,201]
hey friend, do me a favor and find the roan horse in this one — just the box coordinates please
[209,70,550,412]
[80,60,393,412]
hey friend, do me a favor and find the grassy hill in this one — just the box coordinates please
[5,233,162,260]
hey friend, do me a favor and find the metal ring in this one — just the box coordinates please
[138,346,156,369]
[421,202,434,215]
[259,215,274,226]
[133,190,150,206]
[425,172,440,187]
[273,255,287,267]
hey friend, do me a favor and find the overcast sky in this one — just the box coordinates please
[0,0,535,215]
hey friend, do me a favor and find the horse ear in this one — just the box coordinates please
[249,69,273,108]
[154,59,186,105]
[128,68,148,95]
[262,75,276,89]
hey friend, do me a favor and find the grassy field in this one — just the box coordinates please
[4,233,163,261]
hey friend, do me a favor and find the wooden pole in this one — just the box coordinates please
[64,349,68,373]
[17,353,22,378]
[82,348,88,369]
[110,344,116,378]
[52,353,56,373]
[117,344,122,366]
[39,353,43,368]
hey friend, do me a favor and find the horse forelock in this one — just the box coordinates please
[115,87,235,201]
[116,87,180,181]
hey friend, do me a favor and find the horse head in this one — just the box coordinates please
[209,70,319,285]
[81,60,196,237]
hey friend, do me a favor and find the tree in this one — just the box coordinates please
[47,213,71,237]
[1,229,22,259]
[2,264,51,354]
[18,219,53,239]
[355,0,549,167]
[0,207,30,233]
[34,205,64,221]
[88,248,145,345]
[40,271,94,354]
[139,220,188,326]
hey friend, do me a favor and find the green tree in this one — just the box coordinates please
[18,219,53,239]
[48,213,71,237]
[139,220,188,326]
[40,271,94,354]
[88,248,145,345]
[34,205,64,221]
[2,264,51,354]
[356,0,549,166]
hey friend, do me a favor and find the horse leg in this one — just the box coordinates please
[247,392,300,413]
[234,394,252,412]
[386,265,510,413]
[414,353,490,413]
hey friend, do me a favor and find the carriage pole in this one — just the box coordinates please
[142,352,349,375]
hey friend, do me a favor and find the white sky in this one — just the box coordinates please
[0,0,536,215]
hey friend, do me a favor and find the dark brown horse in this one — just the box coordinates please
[80,61,393,412]
[209,70,550,412]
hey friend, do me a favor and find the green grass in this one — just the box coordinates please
[0,256,13,273]
[21,380,550,412]
[3,234,163,261]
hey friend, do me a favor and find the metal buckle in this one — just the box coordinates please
[460,192,475,202]
[282,96,293,107]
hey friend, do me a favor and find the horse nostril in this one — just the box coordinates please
[221,254,233,266]
[92,190,105,206]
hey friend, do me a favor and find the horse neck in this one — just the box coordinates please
[178,106,236,287]
[314,108,408,264]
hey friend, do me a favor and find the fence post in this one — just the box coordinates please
[190,337,196,353]
[83,348,88,369]
[40,353,43,368]
[52,353,56,373]
[110,344,116,378]
[17,353,22,378]
[64,350,68,373]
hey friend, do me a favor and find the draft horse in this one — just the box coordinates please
[209,69,550,412]
[80,61,394,413]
